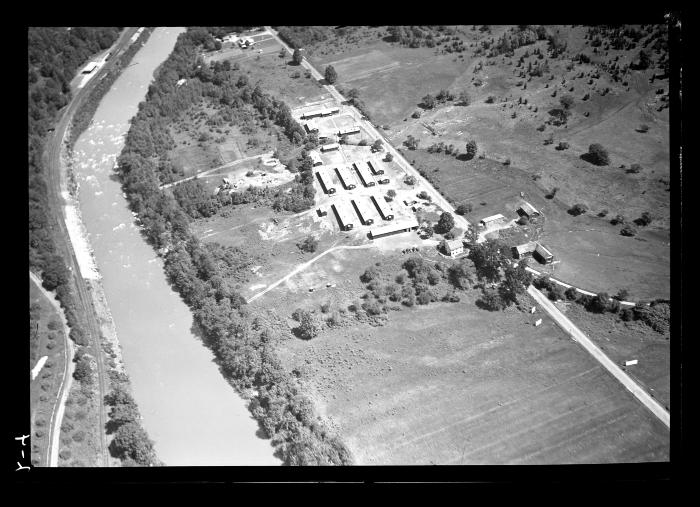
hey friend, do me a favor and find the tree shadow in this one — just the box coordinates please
[579,152,606,166]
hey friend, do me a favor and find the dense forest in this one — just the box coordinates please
[116,27,352,465]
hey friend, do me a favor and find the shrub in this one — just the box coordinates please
[568,203,588,216]
[456,203,473,215]
[59,450,72,461]
[556,141,570,150]
[585,143,610,166]
[72,430,86,442]
[620,308,635,321]
[479,287,505,311]
[485,95,495,103]
[635,212,653,226]
[360,266,380,283]
[627,163,642,174]
[548,285,565,301]
[404,175,416,185]
[620,224,637,236]
[291,308,304,322]
[610,214,626,225]
[385,153,394,162]
[465,140,478,159]
[297,236,319,253]
[565,287,579,300]
[598,209,609,217]
[637,124,650,133]
[297,312,321,340]
[47,318,62,331]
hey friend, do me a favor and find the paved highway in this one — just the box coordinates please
[527,285,670,429]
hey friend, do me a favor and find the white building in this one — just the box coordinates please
[445,239,465,258]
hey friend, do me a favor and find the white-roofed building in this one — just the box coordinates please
[335,166,357,190]
[370,194,394,220]
[353,161,375,187]
[479,213,506,228]
[369,218,420,239]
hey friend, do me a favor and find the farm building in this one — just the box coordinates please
[445,239,465,258]
[353,161,376,187]
[512,241,537,259]
[517,201,541,218]
[534,242,554,264]
[371,194,395,220]
[351,198,376,225]
[309,150,323,167]
[338,125,361,136]
[320,143,340,152]
[316,169,336,194]
[335,166,357,190]
[332,201,356,231]
[367,159,385,175]
[479,214,506,228]
[370,218,420,239]
[511,241,554,264]
[324,107,340,116]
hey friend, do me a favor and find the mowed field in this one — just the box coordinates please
[275,290,669,464]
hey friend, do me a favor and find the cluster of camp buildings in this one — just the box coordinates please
[299,106,364,141]
[327,197,419,239]
[315,159,389,193]
[216,33,256,48]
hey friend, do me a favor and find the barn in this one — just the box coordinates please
[534,242,554,264]
[338,125,361,136]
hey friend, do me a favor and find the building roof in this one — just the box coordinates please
[321,142,340,151]
[309,151,323,164]
[336,166,357,188]
[370,194,394,219]
[481,213,506,223]
[353,161,375,186]
[519,201,540,215]
[332,201,356,228]
[535,242,553,257]
[514,241,537,255]
[445,239,464,251]
[370,218,420,238]
[352,198,376,224]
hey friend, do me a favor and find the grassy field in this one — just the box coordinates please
[404,147,669,300]
[30,278,68,467]
[275,287,669,464]
[565,302,670,409]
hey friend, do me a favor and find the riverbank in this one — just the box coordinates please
[54,29,159,467]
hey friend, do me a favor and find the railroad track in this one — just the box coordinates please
[40,27,142,467]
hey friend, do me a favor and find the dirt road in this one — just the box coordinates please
[30,271,76,467]
[41,27,143,467]
[247,243,376,303]
[159,151,274,189]
[527,285,670,428]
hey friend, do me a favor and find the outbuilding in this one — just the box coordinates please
[512,241,537,259]
[479,213,506,228]
[338,125,361,136]
[316,169,336,194]
[351,198,376,225]
[517,201,541,218]
[534,242,554,264]
[367,159,385,175]
[320,143,340,152]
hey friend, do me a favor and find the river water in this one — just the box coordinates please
[71,27,279,466]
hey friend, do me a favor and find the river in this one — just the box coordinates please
[71,27,280,466]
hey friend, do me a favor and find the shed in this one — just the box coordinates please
[512,241,537,259]
[316,169,336,194]
[351,198,376,225]
[534,242,554,264]
[337,125,361,136]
